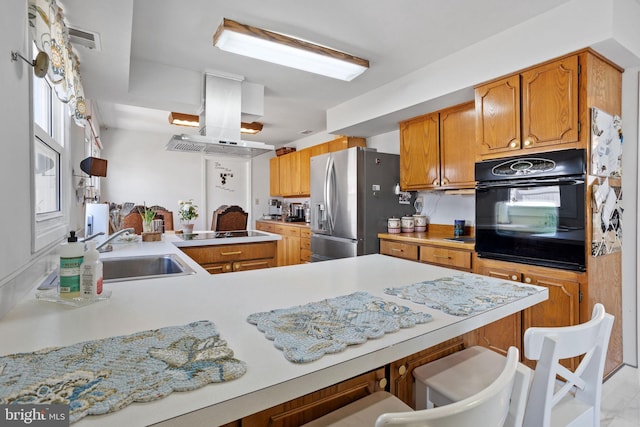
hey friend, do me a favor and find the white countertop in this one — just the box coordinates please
[0,239,547,426]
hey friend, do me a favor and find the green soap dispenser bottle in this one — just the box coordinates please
[59,231,84,299]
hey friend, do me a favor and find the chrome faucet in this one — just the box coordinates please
[81,231,105,242]
[97,228,136,252]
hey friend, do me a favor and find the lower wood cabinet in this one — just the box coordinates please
[380,240,418,261]
[474,257,584,369]
[179,241,277,274]
[379,238,472,272]
[241,367,386,426]
[257,221,310,266]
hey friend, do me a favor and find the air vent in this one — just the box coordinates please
[68,27,101,51]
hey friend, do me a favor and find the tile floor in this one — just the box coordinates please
[601,365,640,426]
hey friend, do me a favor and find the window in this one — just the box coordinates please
[32,57,69,252]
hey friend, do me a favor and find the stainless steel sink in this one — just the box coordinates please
[102,254,196,283]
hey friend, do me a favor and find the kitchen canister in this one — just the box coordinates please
[387,217,401,233]
[413,214,427,232]
[401,216,415,233]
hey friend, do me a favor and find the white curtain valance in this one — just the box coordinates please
[28,0,87,127]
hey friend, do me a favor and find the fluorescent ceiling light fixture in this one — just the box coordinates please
[213,18,369,81]
[168,112,199,127]
[240,121,263,134]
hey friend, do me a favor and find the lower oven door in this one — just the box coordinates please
[475,177,586,271]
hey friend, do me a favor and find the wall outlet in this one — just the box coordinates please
[255,198,260,205]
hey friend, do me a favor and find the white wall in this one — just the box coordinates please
[0,0,87,319]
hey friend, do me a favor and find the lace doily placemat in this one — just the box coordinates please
[384,274,538,316]
[0,320,246,423]
[247,291,432,363]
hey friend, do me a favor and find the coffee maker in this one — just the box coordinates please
[287,203,306,222]
[268,199,282,219]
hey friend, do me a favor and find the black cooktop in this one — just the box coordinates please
[177,231,264,240]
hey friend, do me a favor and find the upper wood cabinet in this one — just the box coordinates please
[399,112,439,190]
[439,102,476,189]
[269,156,280,197]
[475,56,579,160]
[272,136,366,198]
[399,101,475,191]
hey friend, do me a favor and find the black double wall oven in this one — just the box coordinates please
[475,149,586,272]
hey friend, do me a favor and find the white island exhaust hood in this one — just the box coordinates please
[166,74,274,158]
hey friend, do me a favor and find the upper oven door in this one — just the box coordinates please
[475,176,586,271]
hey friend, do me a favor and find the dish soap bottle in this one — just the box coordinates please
[59,231,84,299]
[80,241,103,297]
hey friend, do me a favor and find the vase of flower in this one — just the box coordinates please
[178,199,199,234]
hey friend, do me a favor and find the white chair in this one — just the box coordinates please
[302,347,520,427]
[413,303,613,427]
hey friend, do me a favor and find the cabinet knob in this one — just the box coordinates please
[398,365,407,376]
[509,141,518,148]
[433,179,440,186]
[524,277,532,284]
[511,275,518,281]
[378,378,388,389]
[524,138,533,147]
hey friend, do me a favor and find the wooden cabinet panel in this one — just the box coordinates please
[476,55,580,160]
[521,56,579,149]
[475,314,522,358]
[270,156,280,197]
[279,153,293,196]
[419,246,472,271]
[439,102,476,189]
[242,368,386,426]
[180,242,276,275]
[274,224,302,266]
[389,338,465,408]
[475,74,521,157]
[310,142,329,157]
[399,113,439,190]
[327,136,366,152]
[256,221,275,233]
[380,240,419,261]
[474,257,583,369]
[299,147,311,196]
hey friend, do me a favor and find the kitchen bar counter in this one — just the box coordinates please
[0,240,545,426]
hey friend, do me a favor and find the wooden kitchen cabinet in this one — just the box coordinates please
[269,156,280,197]
[474,257,583,369]
[179,241,277,274]
[475,55,580,160]
[274,223,302,266]
[419,245,472,271]
[399,102,475,191]
[380,240,419,261]
[327,136,366,152]
[300,227,311,263]
[399,112,439,190]
[439,102,476,189]
[389,337,466,408]
[241,367,386,426]
[298,147,311,196]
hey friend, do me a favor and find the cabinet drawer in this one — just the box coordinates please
[301,227,311,239]
[420,246,471,270]
[256,221,275,233]
[201,262,233,274]
[181,242,276,264]
[300,248,312,262]
[380,240,419,261]
[300,237,311,250]
[233,258,276,272]
[274,224,301,238]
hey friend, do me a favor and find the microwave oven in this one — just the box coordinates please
[475,149,586,271]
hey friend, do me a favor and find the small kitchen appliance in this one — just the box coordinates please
[287,203,306,222]
[268,199,282,219]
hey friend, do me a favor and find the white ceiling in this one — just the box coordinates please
[60,0,572,147]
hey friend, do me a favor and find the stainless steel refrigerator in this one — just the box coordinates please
[310,147,405,261]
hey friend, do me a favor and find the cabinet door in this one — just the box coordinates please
[310,142,329,157]
[521,56,579,150]
[242,367,386,426]
[475,74,521,158]
[399,113,439,190]
[439,102,476,189]
[521,270,581,370]
[278,153,293,196]
[269,156,280,196]
[298,147,311,196]
[474,262,523,356]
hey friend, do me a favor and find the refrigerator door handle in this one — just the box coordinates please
[326,156,336,232]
